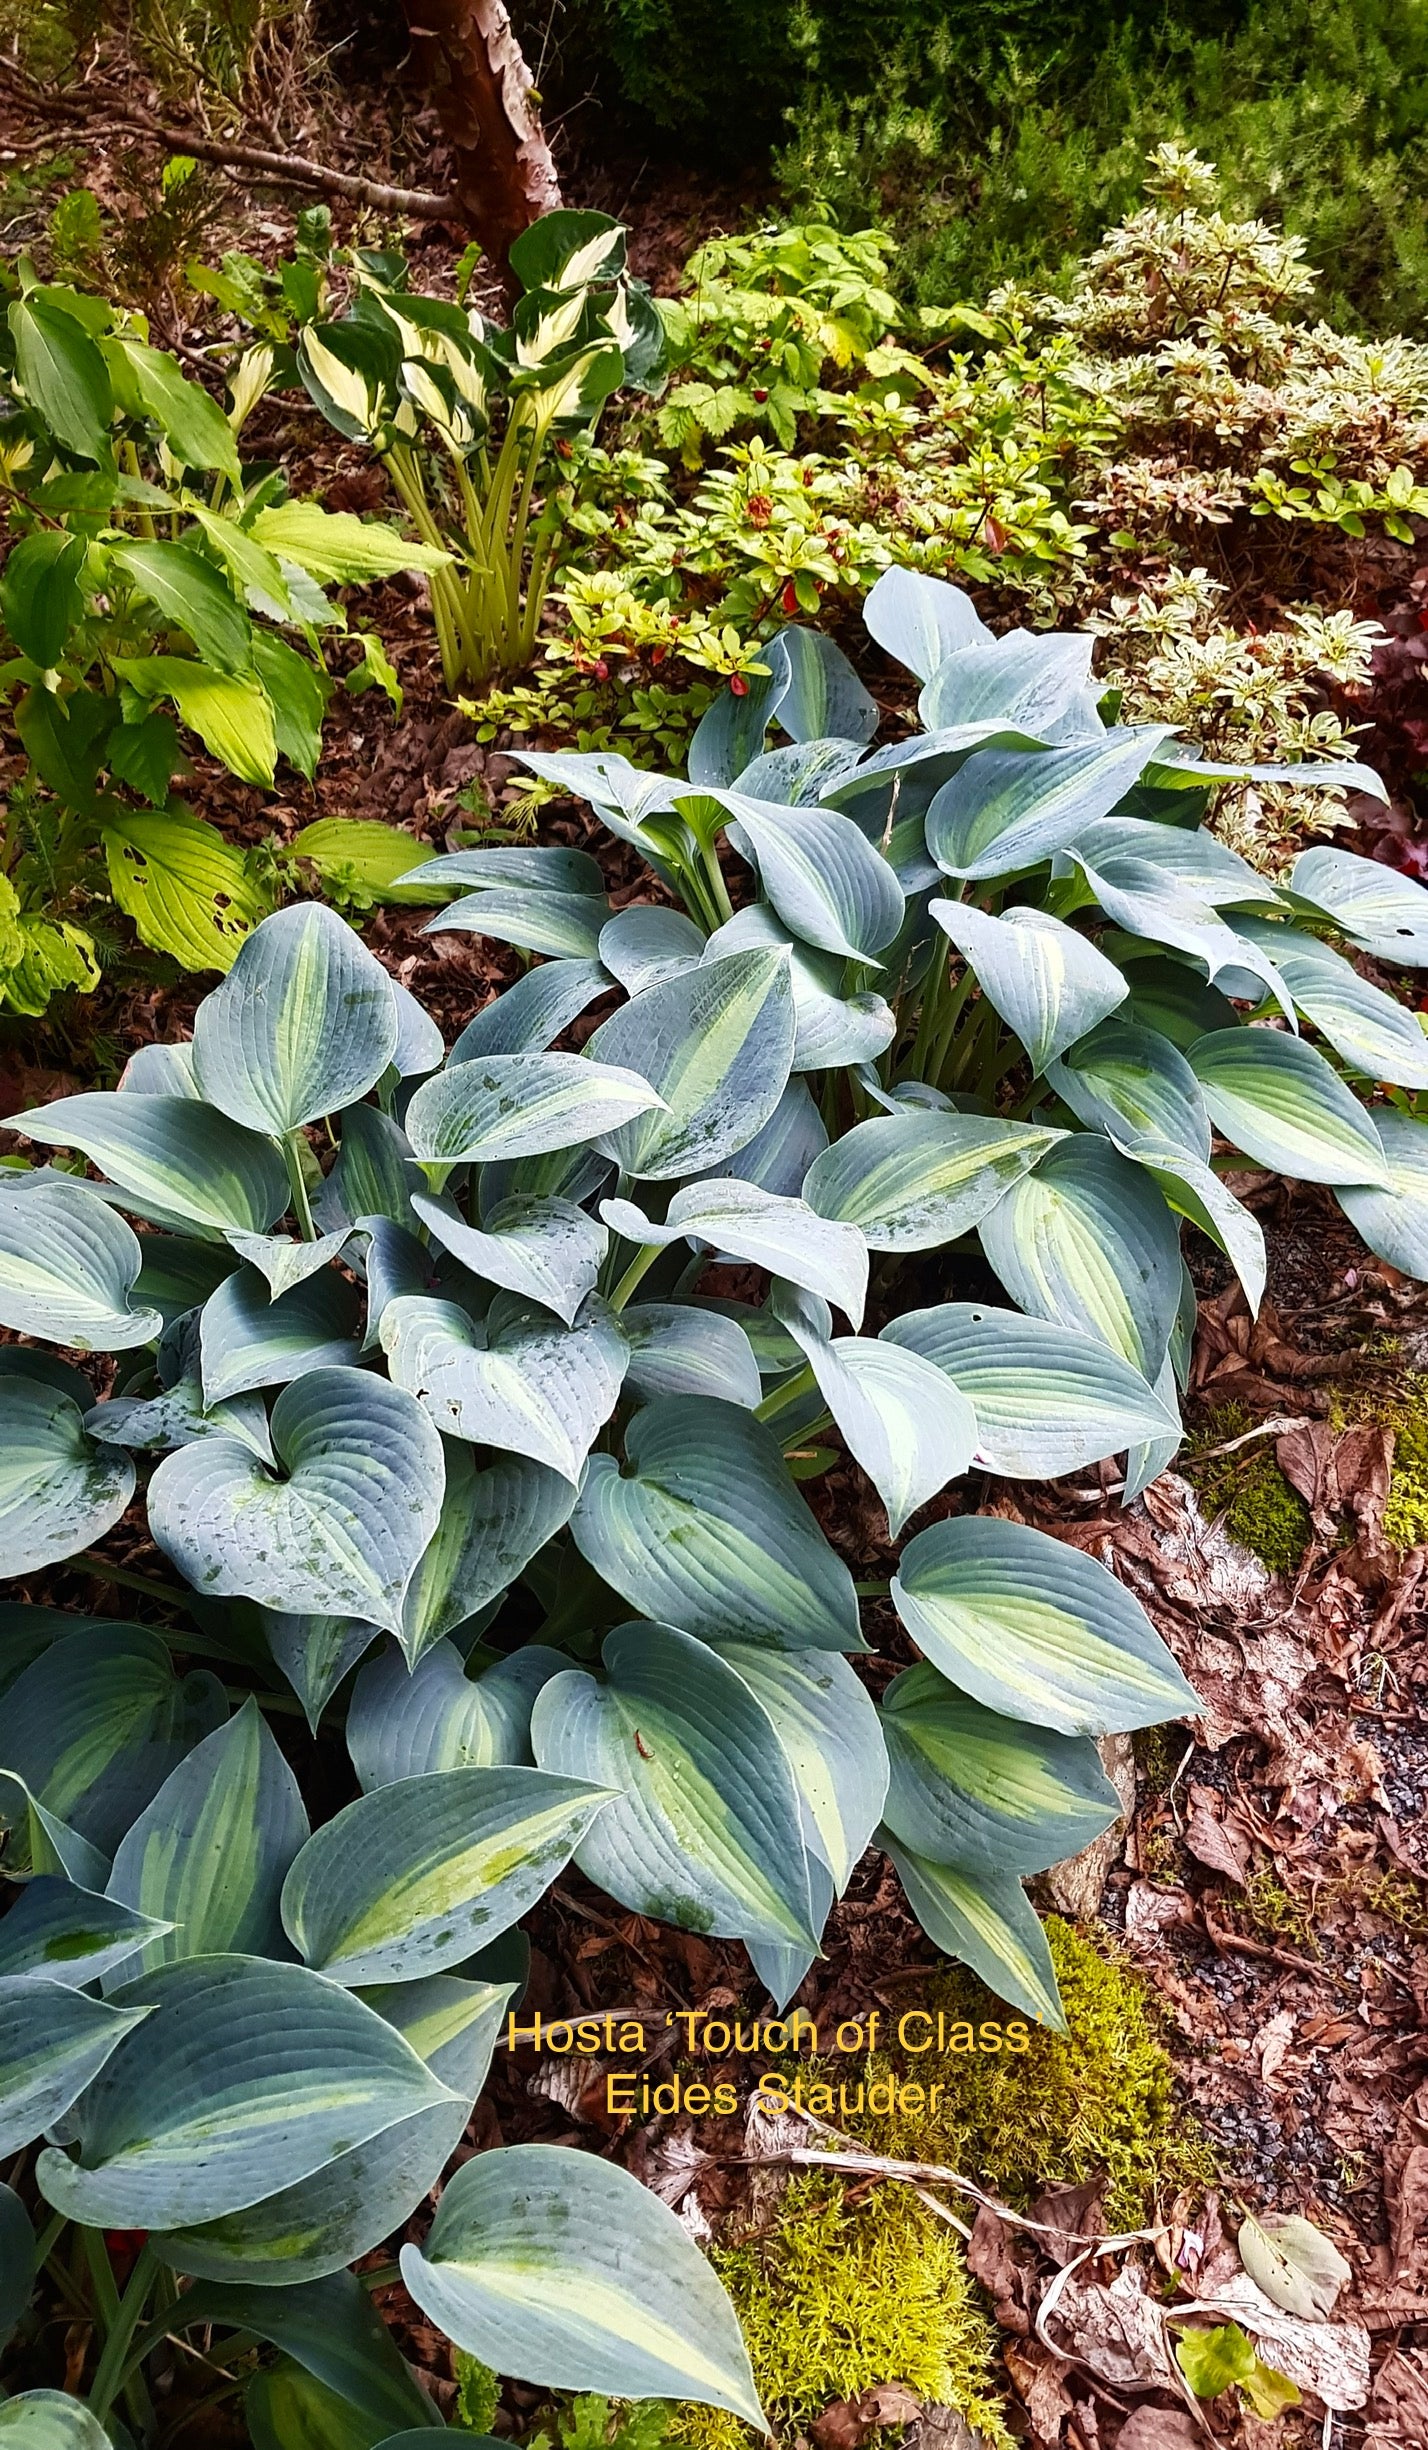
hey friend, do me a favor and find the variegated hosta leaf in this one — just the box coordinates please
[978,1135,1184,1379]
[1338,1108,1428,1276]
[390,980,445,1081]
[864,564,991,680]
[199,1265,362,1405]
[4,1093,289,1237]
[3,1621,226,1860]
[399,1439,575,1666]
[347,1641,567,1789]
[413,1190,607,1326]
[884,1300,1180,1475]
[402,843,606,897]
[36,1954,455,2230]
[1235,918,1428,1088]
[400,2143,764,2423]
[1188,1028,1388,1185]
[0,1176,162,1350]
[771,1282,977,1533]
[426,885,610,960]
[0,1978,152,2154]
[599,904,705,993]
[918,627,1098,738]
[702,788,905,962]
[622,1303,762,1407]
[149,1368,446,1636]
[1129,1146,1267,1318]
[106,1699,310,1977]
[770,625,879,747]
[0,1378,136,1575]
[0,2397,114,2450]
[225,1228,353,1300]
[928,900,1127,1074]
[446,958,610,1062]
[602,1177,869,1325]
[803,1110,1060,1252]
[191,904,399,1135]
[531,1620,816,1949]
[155,1974,510,2284]
[748,1842,835,2016]
[584,946,796,1180]
[891,1514,1198,1735]
[571,1396,862,1651]
[119,1041,200,1096]
[133,1233,241,1326]
[315,1104,420,1234]
[710,1077,829,1197]
[881,1834,1067,2028]
[880,1661,1120,1873]
[1291,842,1428,965]
[1070,856,1296,1022]
[926,729,1169,879]
[381,1293,627,1483]
[1121,952,1240,1049]
[1046,1016,1211,1160]
[1068,814,1268,910]
[712,1643,888,1894]
[0,1877,169,1988]
[163,2269,434,2439]
[281,1765,611,1984]
[404,1052,663,1167]
[0,1773,109,1892]
[260,1612,382,1732]
[707,902,897,1074]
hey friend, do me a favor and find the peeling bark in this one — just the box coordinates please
[399,0,562,271]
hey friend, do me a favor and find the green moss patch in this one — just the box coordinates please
[1185,1407,1310,1574]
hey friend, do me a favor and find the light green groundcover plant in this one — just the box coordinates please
[1,570,1424,2432]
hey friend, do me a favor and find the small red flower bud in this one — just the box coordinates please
[781,580,800,615]
[730,673,750,697]
[753,388,769,403]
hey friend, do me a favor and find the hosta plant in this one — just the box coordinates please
[0,267,449,1011]
[3,569,1426,2425]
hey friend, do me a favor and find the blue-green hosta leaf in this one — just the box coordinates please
[0,2399,114,2450]
[0,1978,151,2155]
[381,1294,627,1482]
[512,748,681,845]
[315,1105,420,1234]
[892,1513,1198,1735]
[803,1110,1059,1252]
[225,1228,354,1299]
[261,1612,382,1732]
[599,905,706,993]
[688,656,791,788]
[154,1974,509,2285]
[427,887,610,961]
[36,1954,455,2230]
[400,2143,764,2422]
[884,1301,1180,1476]
[0,1378,135,1576]
[532,1620,815,1948]
[713,1644,888,1894]
[864,567,991,681]
[880,1661,1120,1873]
[413,1191,606,1326]
[1067,816,1269,910]
[771,625,879,746]
[706,902,896,1072]
[391,982,446,1081]
[168,2270,434,2439]
[448,958,611,1063]
[979,1136,1184,1378]
[584,947,796,1180]
[928,900,1128,1074]
[348,1642,567,1788]
[402,844,606,896]
[0,1877,169,1987]
[1337,1109,1428,1279]
[602,1178,869,1325]
[1188,1028,1388,1185]
[1122,1352,1184,1505]
[881,1837,1066,2028]
[708,1075,829,1194]
[4,1093,288,1237]
[191,905,399,1136]
[149,1369,446,1636]
[771,1282,977,1534]
[88,1371,274,1465]
[106,1699,309,1977]
[0,1774,109,1891]
[918,628,1095,735]
[1046,1017,1211,1160]
[571,1397,861,1651]
[926,729,1170,879]
[1069,857,1296,1023]
[2,1622,225,1859]
[1235,918,1428,1087]
[119,1040,200,1096]
[398,1440,575,1666]
[281,1766,610,1984]
[1130,1146,1267,1316]
[1291,844,1428,965]
[701,789,904,962]
[405,1053,662,1167]
[1122,954,1243,1049]
[622,1304,762,1407]
[0,1177,162,1349]
[200,1266,362,1405]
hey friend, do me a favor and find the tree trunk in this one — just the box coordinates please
[399,0,562,273]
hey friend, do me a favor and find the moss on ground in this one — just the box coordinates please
[1184,1405,1310,1574]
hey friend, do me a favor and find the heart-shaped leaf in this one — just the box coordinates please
[864,567,991,680]
[881,1836,1066,2027]
[772,1283,977,1533]
[0,1378,135,1576]
[260,1611,382,1731]
[880,1661,1120,1873]
[884,1300,1180,1475]
[404,1053,663,1167]
[413,1191,607,1326]
[225,1228,354,1300]
[926,730,1168,878]
[585,947,795,1180]
[347,1641,566,1787]
[191,903,399,1135]
[6,1093,288,1238]
[929,900,1128,1073]
[570,1397,861,1651]
[149,1368,446,1636]
[1188,1028,1388,1185]
[1046,1017,1211,1160]
[707,902,896,1074]
[382,1294,627,1483]
[531,1621,816,1949]
[400,2143,764,2421]
[622,1304,762,1407]
[1235,919,1428,1088]
[0,1979,152,2154]
[703,789,905,962]
[979,1136,1184,1377]
[804,1111,1059,1251]
[398,1440,575,1664]
[603,1178,869,1325]
[598,905,706,993]
[918,628,1096,735]
[3,1621,225,1860]
[281,1766,610,1983]
[200,1265,362,1404]
[891,1514,1198,1734]
[0,1176,163,1350]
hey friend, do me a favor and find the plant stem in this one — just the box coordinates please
[73,1552,189,1605]
[755,1363,817,1423]
[283,1132,317,1239]
[90,2241,159,2425]
[609,1242,663,1311]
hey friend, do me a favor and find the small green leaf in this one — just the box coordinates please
[112,656,277,786]
[9,296,113,459]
